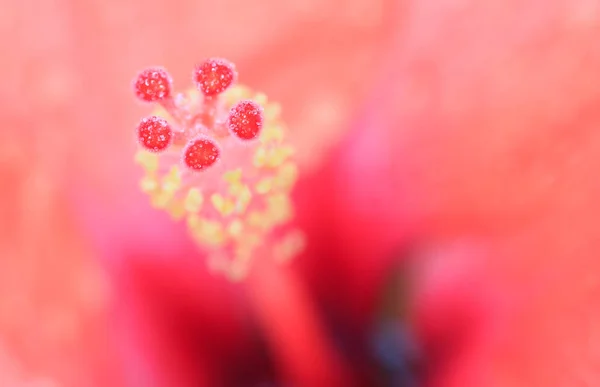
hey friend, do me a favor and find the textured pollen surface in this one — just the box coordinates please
[193,58,237,97]
[134,68,172,102]
[228,100,264,140]
[183,137,220,171]
[137,116,173,152]
[133,63,304,280]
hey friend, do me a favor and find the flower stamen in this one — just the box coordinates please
[133,61,304,280]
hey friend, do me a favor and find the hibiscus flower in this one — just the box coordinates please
[4,0,599,386]
[1,0,399,385]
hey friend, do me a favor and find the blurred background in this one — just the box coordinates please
[2,0,600,386]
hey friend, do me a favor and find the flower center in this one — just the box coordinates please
[132,59,305,280]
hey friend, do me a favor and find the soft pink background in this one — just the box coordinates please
[3,0,600,386]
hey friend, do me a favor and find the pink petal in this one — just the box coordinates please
[332,0,600,386]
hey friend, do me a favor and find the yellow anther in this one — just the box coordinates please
[151,190,175,209]
[223,85,251,104]
[194,219,226,246]
[229,182,246,197]
[223,169,242,185]
[135,150,159,172]
[234,185,252,214]
[255,177,273,194]
[273,162,298,191]
[247,210,269,230]
[266,146,295,168]
[140,175,158,193]
[187,213,201,230]
[266,193,293,225]
[254,146,295,169]
[184,188,203,213]
[211,194,235,217]
[260,124,284,144]
[167,201,186,220]
[253,147,267,168]
[263,103,282,122]
[227,219,244,238]
[224,169,246,196]
[162,166,182,193]
[253,93,268,106]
